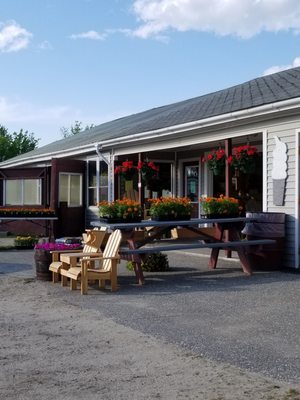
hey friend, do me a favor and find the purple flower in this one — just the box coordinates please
[34,243,82,251]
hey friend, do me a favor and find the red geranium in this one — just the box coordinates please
[228,145,258,174]
[202,148,226,176]
[137,161,160,184]
[114,161,137,180]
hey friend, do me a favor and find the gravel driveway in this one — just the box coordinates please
[0,249,299,399]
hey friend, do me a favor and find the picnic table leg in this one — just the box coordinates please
[132,261,144,285]
[230,230,252,276]
[208,224,223,269]
[127,239,145,285]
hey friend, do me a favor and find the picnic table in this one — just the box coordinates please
[91,217,275,285]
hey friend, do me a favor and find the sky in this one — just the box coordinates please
[1,0,300,147]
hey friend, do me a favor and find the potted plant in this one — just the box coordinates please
[34,241,82,281]
[114,161,137,181]
[200,195,240,218]
[149,197,193,221]
[98,199,142,222]
[202,148,226,176]
[137,161,160,184]
[228,145,258,174]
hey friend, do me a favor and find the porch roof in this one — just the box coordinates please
[2,66,300,167]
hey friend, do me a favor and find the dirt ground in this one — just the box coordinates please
[1,273,300,400]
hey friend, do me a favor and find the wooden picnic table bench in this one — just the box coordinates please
[91,217,276,284]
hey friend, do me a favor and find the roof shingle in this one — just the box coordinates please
[4,66,300,164]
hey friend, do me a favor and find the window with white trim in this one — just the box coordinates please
[5,179,41,205]
[59,173,82,206]
[87,160,108,206]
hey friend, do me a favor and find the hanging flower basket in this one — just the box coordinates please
[114,161,137,181]
[228,145,258,174]
[137,161,160,184]
[202,148,226,176]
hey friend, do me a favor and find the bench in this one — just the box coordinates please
[121,238,276,255]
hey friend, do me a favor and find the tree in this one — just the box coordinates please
[0,125,39,162]
[60,121,94,138]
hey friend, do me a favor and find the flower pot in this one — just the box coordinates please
[34,249,52,281]
[203,213,239,219]
[151,215,191,221]
[100,217,142,223]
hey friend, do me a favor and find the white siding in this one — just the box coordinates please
[265,118,300,268]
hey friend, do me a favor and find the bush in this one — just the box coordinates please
[14,235,39,248]
[126,252,169,272]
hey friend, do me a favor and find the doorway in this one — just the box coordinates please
[184,163,200,217]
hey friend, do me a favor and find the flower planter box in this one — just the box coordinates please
[0,213,56,218]
[201,214,239,219]
[99,217,142,224]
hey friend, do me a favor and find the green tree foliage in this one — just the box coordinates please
[60,121,94,138]
[0,125,39,162]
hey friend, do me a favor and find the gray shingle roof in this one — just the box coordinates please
[4,66,300,164]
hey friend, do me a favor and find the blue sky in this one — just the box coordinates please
[1,0,300,146]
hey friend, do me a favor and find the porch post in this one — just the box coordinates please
[108,152,114,202]
[138,153,142,203]
[225,139,232,258]
[225,139,232,197]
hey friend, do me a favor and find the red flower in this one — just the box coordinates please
[202,148,226,176]
[122,161,133,169]
[230,145,258,174]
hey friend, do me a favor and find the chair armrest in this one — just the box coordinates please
[50,249,83,254]
[80,255,120,266]
[80,256,104,263]
[102,256,120,260]
[60,251,102,258]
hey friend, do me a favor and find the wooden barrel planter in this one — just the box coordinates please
[34,249,52,281]
[242,212,285,270]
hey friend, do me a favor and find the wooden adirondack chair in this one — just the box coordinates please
[49,228,107,283]
[60,229,122,294]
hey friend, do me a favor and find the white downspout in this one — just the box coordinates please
[95,144,114,202]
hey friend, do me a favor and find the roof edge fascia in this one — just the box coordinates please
[2,96,300,168]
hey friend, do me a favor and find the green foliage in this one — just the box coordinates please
[0,125,39,162]
[126,253,169,272]
[149,197,193,219]
[14,235,39,248]
[60,121,94,138]
[200,196,240,216]
[98,199,142,220]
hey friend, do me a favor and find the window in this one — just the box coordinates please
[87,161,108,206]
[59,173,82,206]
[5,179,41,205]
